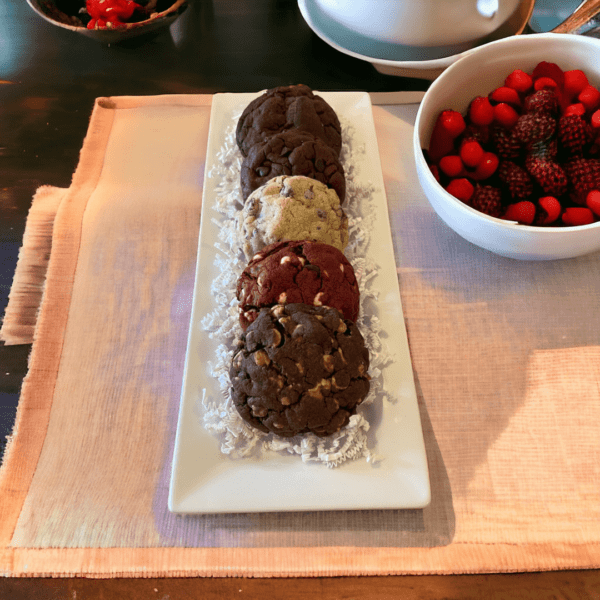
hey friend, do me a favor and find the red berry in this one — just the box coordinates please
[505,69,533,93]
[532,61,565,88]
[490,86,521,107]
[470,185,503,218]
[446,178,474,203]
[534,77,558,92]
[585,189,600,216]
[471,152,499,180]
[562,206,595,226]
[591,109,600,129]
[428,117,455,163]
[460,139,484,168]
[538,196,561,224]
[440,109,466,137]
[524,89,560,115]
[564,69,589,100]
[578,85,600,112]
[558,114,591,157]
[503,201,536,225]
[429,163,440,182]
[494,103,519,128]
[498,160,533,200]
[439,155,464,177]
[564,103,586,117]
[468,96,494,126]
[526,157,568,197]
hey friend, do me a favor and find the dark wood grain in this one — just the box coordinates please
[1,571,600,599]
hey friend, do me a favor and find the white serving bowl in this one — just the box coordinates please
[414,33,600,260]
[27,0,188,43]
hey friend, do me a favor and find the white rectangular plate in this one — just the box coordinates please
[169,92,430,513]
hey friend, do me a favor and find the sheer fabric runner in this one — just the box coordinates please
[0,94,598,577]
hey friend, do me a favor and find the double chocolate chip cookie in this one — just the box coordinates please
[236,84,342,157]
[240,130,346,203]
[230,303,370,438]
[237,240,360,330]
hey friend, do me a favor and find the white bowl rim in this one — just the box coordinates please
[415,32,600,234]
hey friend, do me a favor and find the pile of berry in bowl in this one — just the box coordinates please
[27,0,188,42]
[414,33,600,260]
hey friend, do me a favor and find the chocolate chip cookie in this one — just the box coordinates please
[237,240,359,330]
[230,304,370,437]
[240,130,346,203]
[239,175,348,260]
[236,84,342,157]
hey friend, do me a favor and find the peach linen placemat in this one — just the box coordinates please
[1,92,599,577]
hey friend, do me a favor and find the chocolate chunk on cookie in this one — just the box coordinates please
[236,84,342,157]
[230,304,370,438]
[240,130,346,203]
[237,240,360,330]
[239,175,348,260]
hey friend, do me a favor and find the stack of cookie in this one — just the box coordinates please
[229,85,371,439]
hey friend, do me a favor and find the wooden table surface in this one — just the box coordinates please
[1,0,599,597]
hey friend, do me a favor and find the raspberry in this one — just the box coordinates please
[428,118,455,163]
[564,70,589,100]
[562,207,595,226]
[578,85,600,112]
[532,61,565,88]
[498,160,533,200]
[503,201,536,225]
[505,69,533,93]
[534,77,558,92]
[440,110,467,137]
[537,196,562,224]
[564,103,586,117]
[468,96,494,126]
[494,103,519,128]
[490,86,521,107]
[586,189,600,216]
[525,157,568,196]
[428,110,466,162]
[439,155,464,177]
[429,163,440,182]
[491,125,521,160]
[469,185,503,218]
[470,152,499,181]
[523,89,559,115]
[446,178,474,203]
[558,114,591,157]
[565,157,600,203]
[460,139,484,168]
[513,112,556,145]
[592,109,600,129]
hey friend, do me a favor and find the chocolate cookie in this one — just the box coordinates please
[239,175,348,260]
[240,130,346,203]
[236,84,342,157]
[237,240,359,330]
[230,304,370,438]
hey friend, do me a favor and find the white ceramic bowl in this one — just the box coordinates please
[414,33,600,260]
[27,0,188,43]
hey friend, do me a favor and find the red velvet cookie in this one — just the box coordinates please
[237,240,360,330]
[235,84,342,157]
